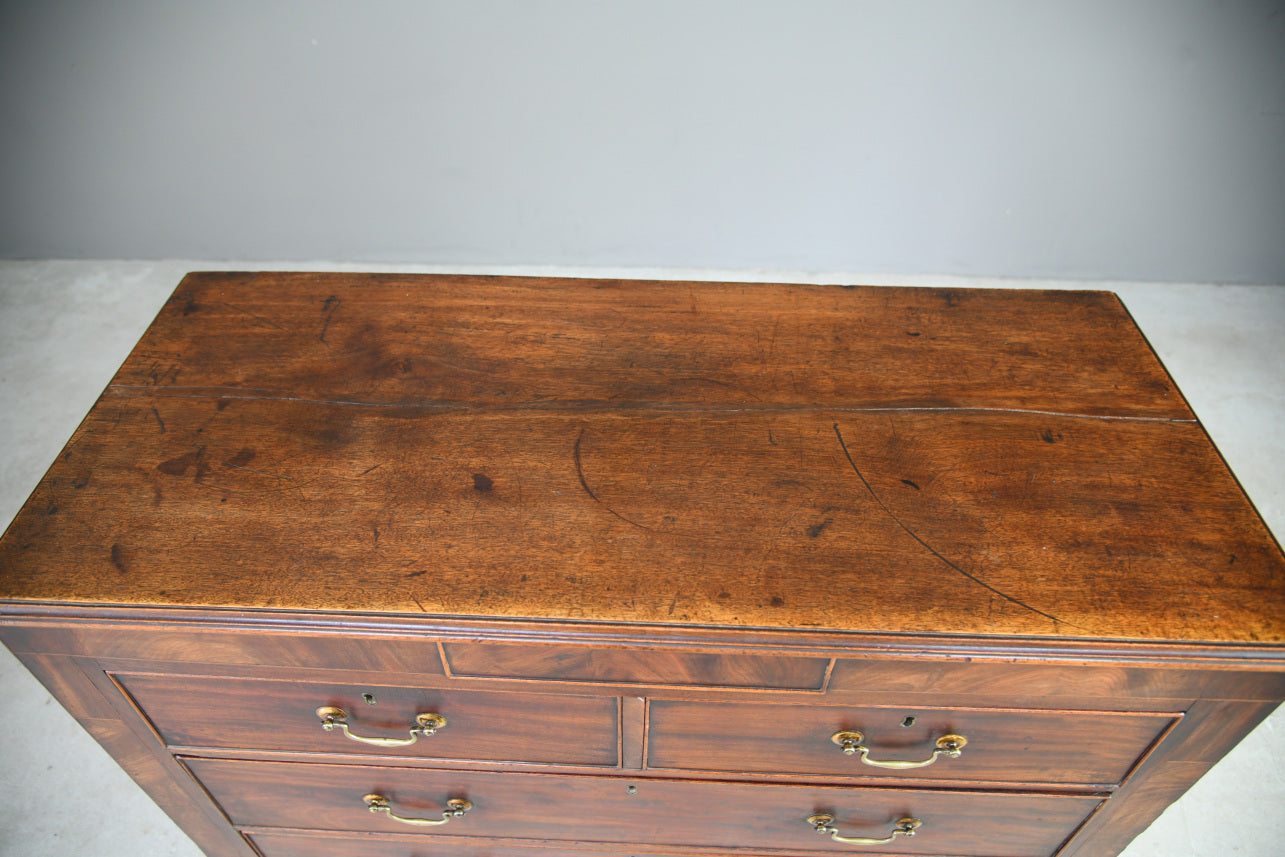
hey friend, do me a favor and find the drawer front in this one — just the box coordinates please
[187,758,1101,856]
[443,642,828,690]
[249,831,691,857]
[647,699,1175,786]
[117,673,619,767]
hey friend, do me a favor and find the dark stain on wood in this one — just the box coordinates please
[226,448,256,468]
[0,273,1280,644]
[110,543,127,574]
[318,295,341,343]
[157,447,207,478]
[807,518,832,539]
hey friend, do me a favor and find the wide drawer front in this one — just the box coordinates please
[647,700,1176,786]
[116,673,619,766]
[249,830,693,857]
[187,758,1102,856]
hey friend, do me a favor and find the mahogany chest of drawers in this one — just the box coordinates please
[2,272,1283,857]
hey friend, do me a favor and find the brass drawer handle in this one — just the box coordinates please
[830,730,967,769]
[808,814,921,845]
[316,706,447,747]
[364,794,472,827]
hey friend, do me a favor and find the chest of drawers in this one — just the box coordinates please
[2,272,1282,857]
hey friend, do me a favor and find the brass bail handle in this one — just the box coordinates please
[831,730,967,769]
[364,794,472,827]
[808,814,922,845]
[317,706,447,747]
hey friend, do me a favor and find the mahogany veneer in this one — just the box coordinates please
[1,272,1282,857]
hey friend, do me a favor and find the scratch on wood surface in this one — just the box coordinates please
[217,301,285,330]
[198,474,319,502]
[150,407,166,433]
[225,462,292,481]
[421,355,491,376]
[832,422,1084,631]
[222,448,294,484]
[142,360,181,386]
[671,376,764,402]
[573,428,653,531]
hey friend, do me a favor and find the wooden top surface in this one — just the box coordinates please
[1,272,1282,646]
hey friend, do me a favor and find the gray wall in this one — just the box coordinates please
[2,1,1282,283]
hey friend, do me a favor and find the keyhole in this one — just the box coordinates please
[362,693,378,705]
[901,715,916,727]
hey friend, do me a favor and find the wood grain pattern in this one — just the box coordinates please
[827,658,1285,701]
[248,830,702,857]
[1,646,257,857]
[0,623,448,674]
[186,757,1102,856]
[116,673,620,766]
[645,699,1175,786]
[1,282,1282,644]
[621,696,646,769]
[2,273,1283,857]
[443,642,828,689]
[107,273,1190,417]
[1056,700,1282,857]
[8,618,1285,698]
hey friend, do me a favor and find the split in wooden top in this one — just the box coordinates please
[1,272,1281,645]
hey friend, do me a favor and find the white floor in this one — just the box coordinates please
[0,260,1281,857]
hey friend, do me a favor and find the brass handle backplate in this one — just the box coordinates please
[830,730,967,769]
[808,814,922,845]
[317,706,447,747]
[364,794,471,827]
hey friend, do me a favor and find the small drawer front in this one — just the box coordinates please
[646,699,1176,786]
[443,642,828,690]
[188,758,1101,857]
[116,673,619,767]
